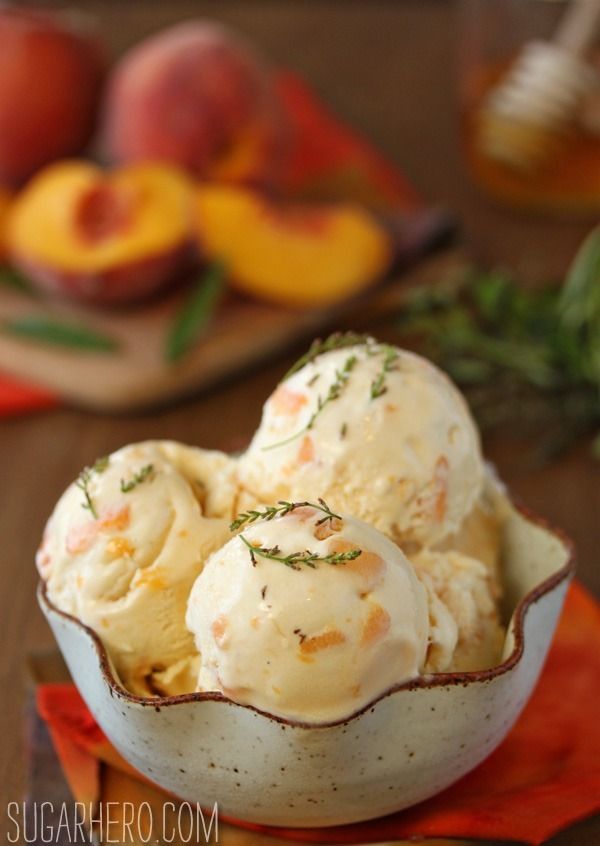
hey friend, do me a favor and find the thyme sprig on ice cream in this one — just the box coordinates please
[77,456,155,519]
[283,331,372,380]
[264,336,406,451]
[263,354,358,450]
[120,463,155,493]
[234,499,360,569]
[239,533,361,570]
[75,455,109,519]
[370,345,400,399]
[231,498,342,532]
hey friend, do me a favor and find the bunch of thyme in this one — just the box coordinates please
[396,227,600,462]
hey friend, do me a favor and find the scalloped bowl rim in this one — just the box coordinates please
[37,496,576,730]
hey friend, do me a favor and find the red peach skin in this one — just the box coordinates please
[0,7,105,186]
[102,21,287,188]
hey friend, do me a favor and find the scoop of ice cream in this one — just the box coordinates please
[186,502,430,723]
[37,441,238,696]
[238,338,484,546]
[411,548,504,672]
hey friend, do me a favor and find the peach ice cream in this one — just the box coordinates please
[186,502,431,722]
[238,338,485,548]
[35,334,507,712]
[37,440,237,695]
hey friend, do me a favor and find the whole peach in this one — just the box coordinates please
[0,7,105,186]
[102,21,286,187]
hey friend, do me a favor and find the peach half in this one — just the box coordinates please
[8,161,195,305]
[195,185,392,308]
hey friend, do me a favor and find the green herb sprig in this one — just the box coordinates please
[3,316,119,352]
[283,331,373,380]
[263,354,358,451]
[165,260,225,363]
[75,456,110,519]
[230,498,341,532]
[370,345,400,399]
[239,533,361,570]
[396,226,600,461]
[120,464,154,493]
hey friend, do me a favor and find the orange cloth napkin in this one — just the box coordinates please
[37,581,600,845]
[0,71,428,418]
[0,370,58,416]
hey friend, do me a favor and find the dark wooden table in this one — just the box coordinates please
[1,3,598,844]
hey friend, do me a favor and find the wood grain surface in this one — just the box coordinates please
[1,3,598,844]
[0,245,454,412]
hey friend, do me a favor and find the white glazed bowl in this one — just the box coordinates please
[38,491,574,828]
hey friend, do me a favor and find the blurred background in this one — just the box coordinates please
[0,2,599,844]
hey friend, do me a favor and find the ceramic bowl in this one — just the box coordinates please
[38,489,574,828]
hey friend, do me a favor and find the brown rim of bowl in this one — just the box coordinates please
[37,498,576,730]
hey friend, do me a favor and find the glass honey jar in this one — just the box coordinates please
[458,0,600,215]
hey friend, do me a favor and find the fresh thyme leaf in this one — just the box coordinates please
[239,533,361,570]
[120,464,154,493]
[230,498,341,532]
[75,456,110,519]
[2,316,119,352]
[165,260,225,364]
[76,469,97,519]
[283,332,373,381]
[263,354,358,450]
[370,345,400,399]
[93,456,110,474]
[314,497,339,524]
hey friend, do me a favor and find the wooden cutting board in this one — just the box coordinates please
[0,247,467,413]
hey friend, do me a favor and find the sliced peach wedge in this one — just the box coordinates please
[195,185,393,309]
[8,161,195,305]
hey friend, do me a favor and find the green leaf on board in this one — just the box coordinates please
[165,261,226,364]
[2,315,119,352]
